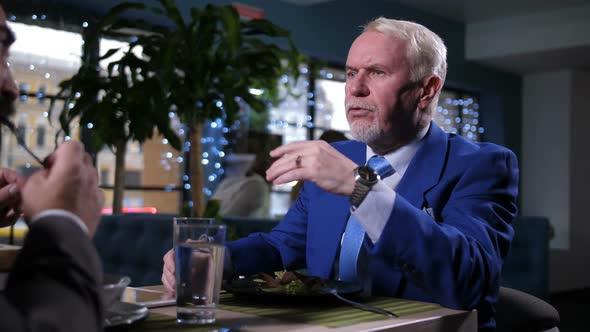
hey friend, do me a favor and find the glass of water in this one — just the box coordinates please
[173,217,226,325]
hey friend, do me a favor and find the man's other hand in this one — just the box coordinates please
[0,168,24,228]
[162,249,176,292]
[21,141,104,236]
[266,140,357,196]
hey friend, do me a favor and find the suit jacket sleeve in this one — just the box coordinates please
[0,216,103,331]
[227,179,311,276]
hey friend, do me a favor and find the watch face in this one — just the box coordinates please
[357,166,378,182]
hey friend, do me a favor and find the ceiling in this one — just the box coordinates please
[281,0,590,74]
[7,0,588,74]
[386,0,589,24]
[282,0,588,23]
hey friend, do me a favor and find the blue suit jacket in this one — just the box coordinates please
[228,122,519,331]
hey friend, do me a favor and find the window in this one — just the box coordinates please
[2,19,82,175]
[100,169,110,186]
[15,123,26,144]
[36,126,45,147]
[18,83,29,102]
[93,37,184,214]
[36,84,47,105]
[125,170,142,187]
[314,72,349,137]
[267,64,483,145]
[267,67,310,145]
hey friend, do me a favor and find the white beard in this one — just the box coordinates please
[349,116,381,144]
[346,100,381,144]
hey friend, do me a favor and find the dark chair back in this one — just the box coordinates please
[92,214,280,287]
[496,287,560,332]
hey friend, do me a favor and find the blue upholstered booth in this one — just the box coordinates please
[93,213,175,287]
[92,214,280,286]
[93,214,552,295]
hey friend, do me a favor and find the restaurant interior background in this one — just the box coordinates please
[1,0,589,297]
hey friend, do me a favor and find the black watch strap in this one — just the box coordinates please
[351,181,372,208]
[350,165,379,208]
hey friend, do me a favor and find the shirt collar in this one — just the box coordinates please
[366,122,430,178]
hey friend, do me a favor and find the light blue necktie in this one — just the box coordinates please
[338,156,395,282]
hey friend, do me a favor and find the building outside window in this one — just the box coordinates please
[2,20,82,177]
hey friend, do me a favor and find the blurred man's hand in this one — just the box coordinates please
[0,168,24,228]
[21,141,104,236]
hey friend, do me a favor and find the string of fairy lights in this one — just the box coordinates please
[436,94,484,141]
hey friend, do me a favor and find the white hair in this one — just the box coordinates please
[363,18,447,111]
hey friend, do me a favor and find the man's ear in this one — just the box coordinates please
[418,75,442,109]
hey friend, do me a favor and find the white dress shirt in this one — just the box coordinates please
[351,123,430,244]
[31,209,89,235]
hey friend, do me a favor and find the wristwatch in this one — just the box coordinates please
[350,165,379,208]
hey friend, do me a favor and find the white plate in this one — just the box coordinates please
[122,287,176,308]
[104,301,149,328]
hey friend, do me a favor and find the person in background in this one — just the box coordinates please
[211,152,270,218]
[0,5,104,331]
[163,17,518,331]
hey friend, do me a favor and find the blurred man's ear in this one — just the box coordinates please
[417,75,442,110]
[0,6,7,22]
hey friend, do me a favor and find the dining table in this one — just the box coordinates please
[120,285,477,332]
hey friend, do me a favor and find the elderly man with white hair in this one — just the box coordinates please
[164,17,519,332]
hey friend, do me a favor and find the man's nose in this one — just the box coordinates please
[347,74,369,97]
[0,64,18,101]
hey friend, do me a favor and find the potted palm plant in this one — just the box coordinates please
[52,0,301,216]
[50,3,182,214]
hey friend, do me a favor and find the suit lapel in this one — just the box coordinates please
[312,131,448,277]
[346,140,368,166]
[396,122,448,209]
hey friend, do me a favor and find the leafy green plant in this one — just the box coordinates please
[50,3,182,214]
[51,0,301,215]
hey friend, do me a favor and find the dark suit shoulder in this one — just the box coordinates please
[2,215,103,332]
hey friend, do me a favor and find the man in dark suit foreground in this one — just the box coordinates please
[0,5,105,331]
